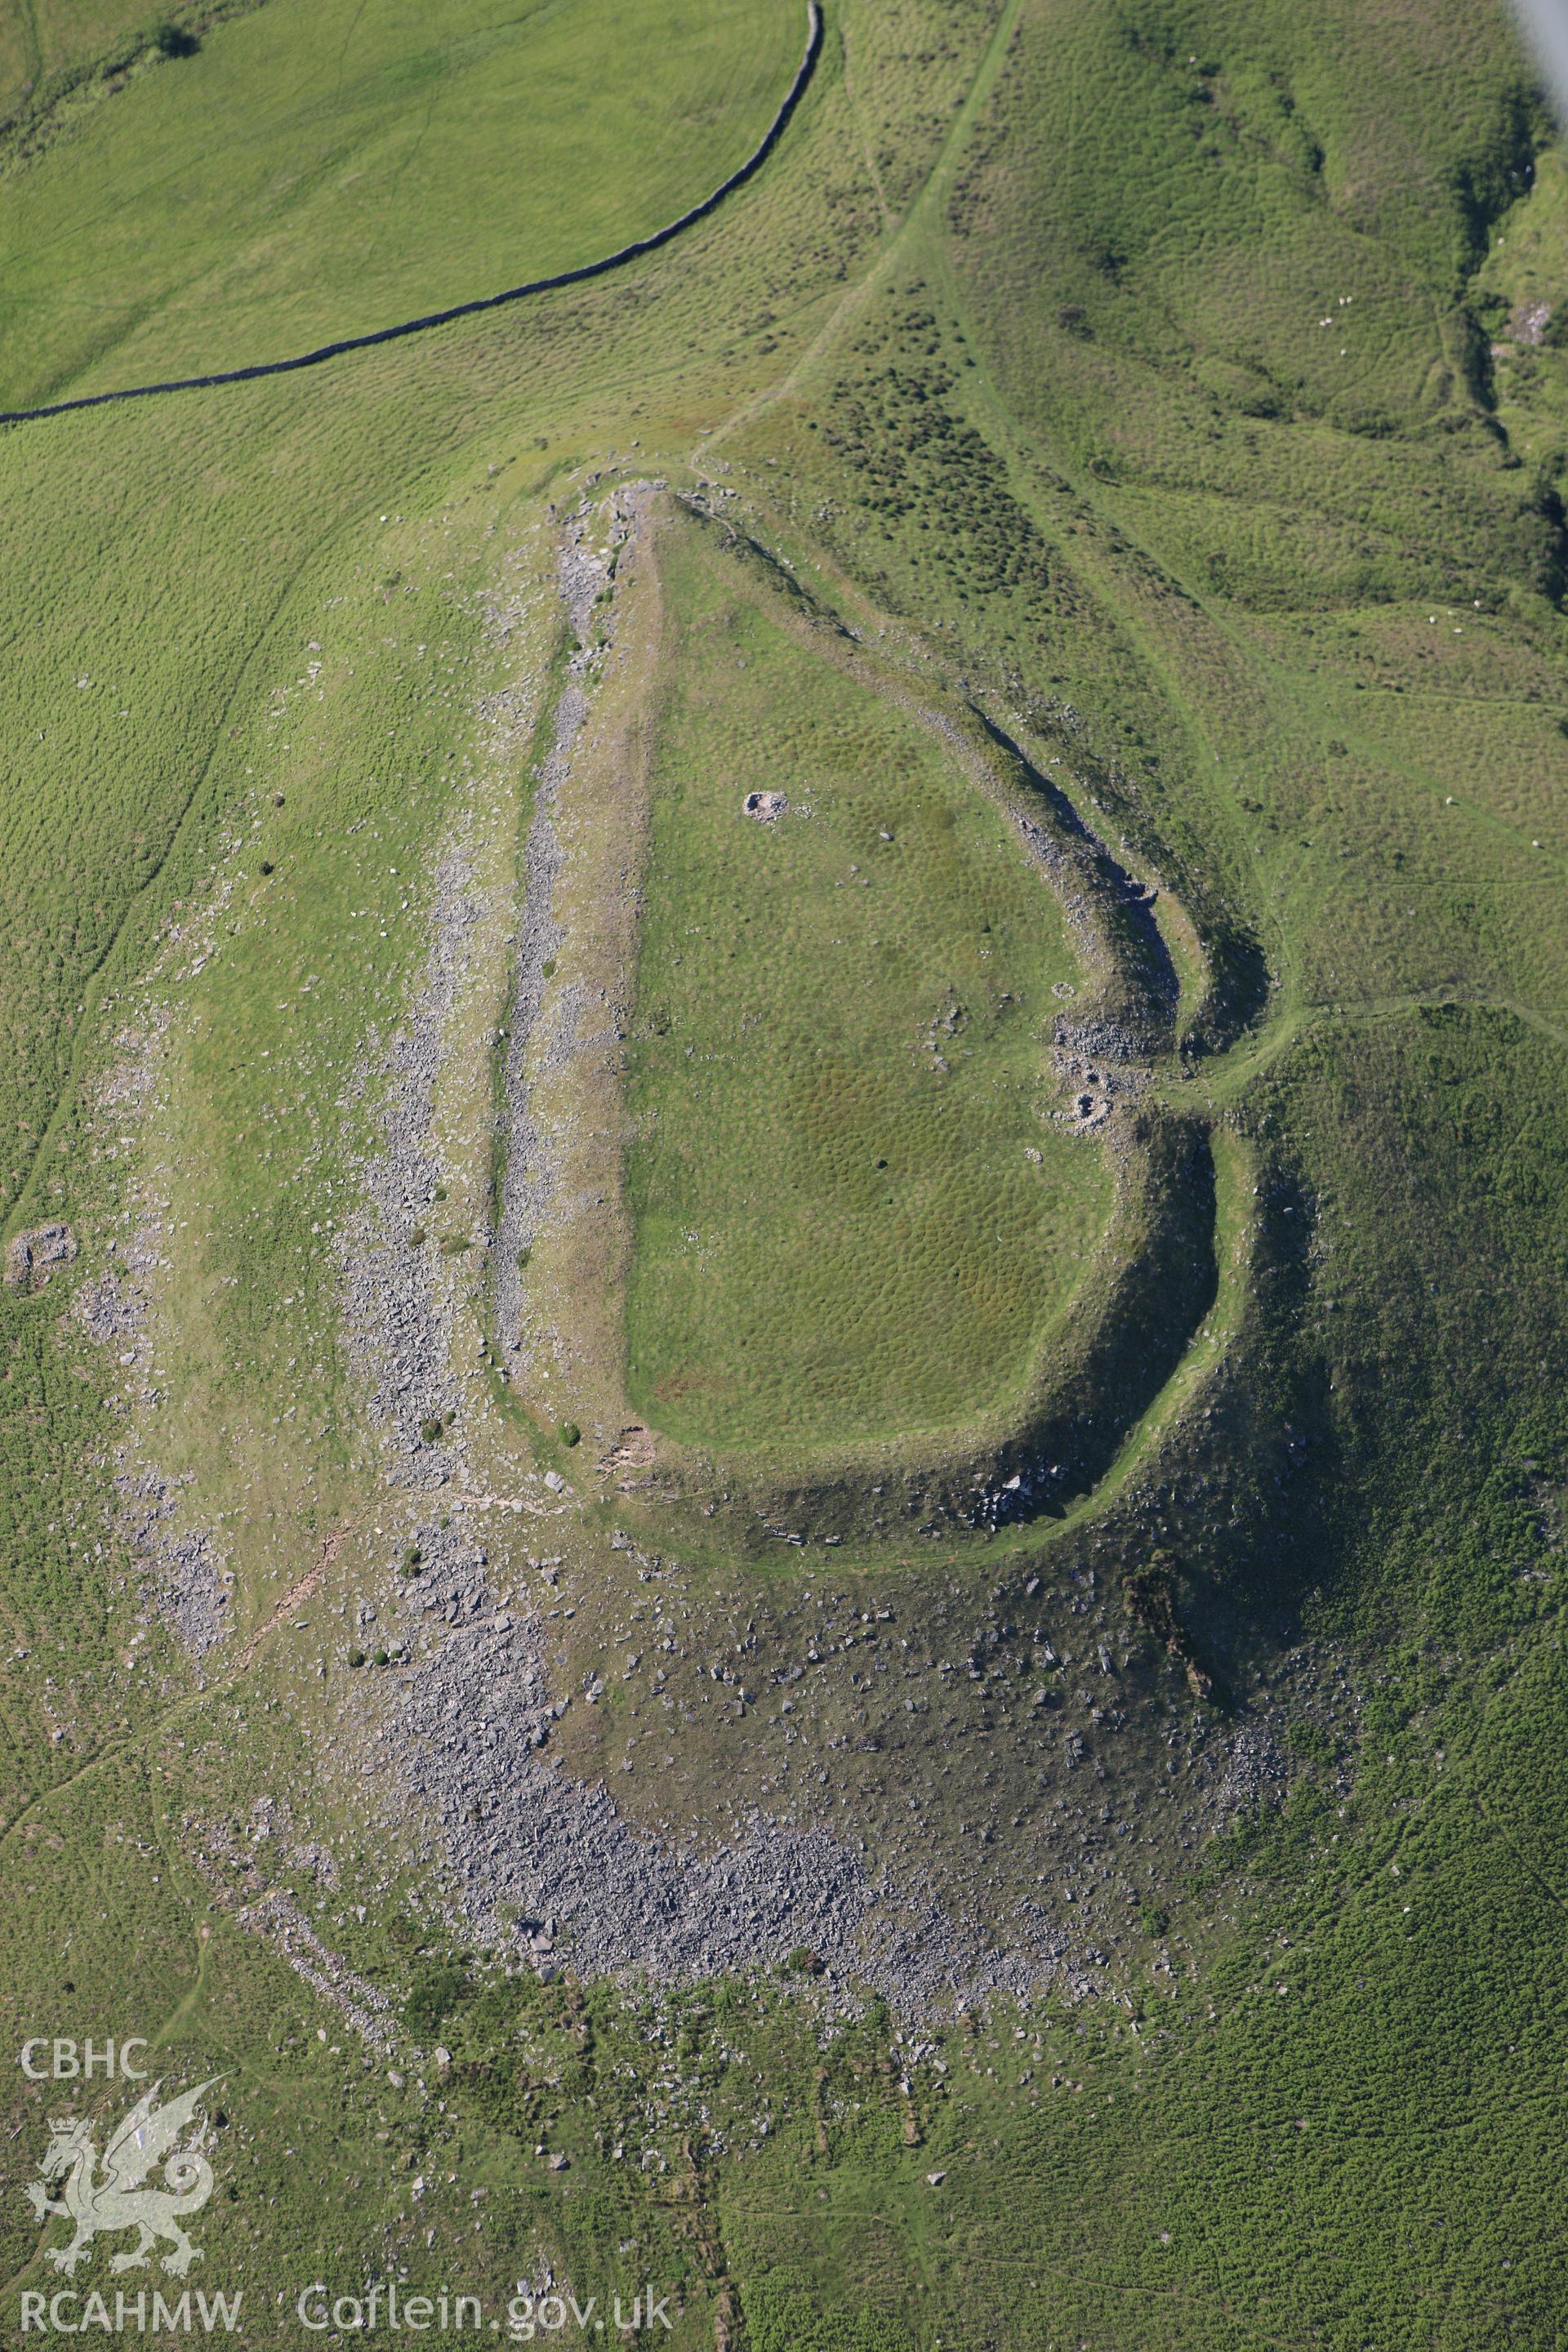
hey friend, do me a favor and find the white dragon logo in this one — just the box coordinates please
[24,2077,223,2278]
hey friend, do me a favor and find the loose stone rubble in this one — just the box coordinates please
[493,483,661,1384]
[4,1221,77,1291]
[336,838,479,1490]
[75,988,233,1659]
[238,1890,398,2056]
[362,1544,1078,2008]
[327,501,1099,2009]
[113,1459,231,1659]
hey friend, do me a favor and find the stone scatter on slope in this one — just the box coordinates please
[337,837,480,1486]
[494,483,663,1389]
[325,500,1102,2009]
[71,897,238,1663]
[312,494,1325,2015]
[373,1561,1081,2009]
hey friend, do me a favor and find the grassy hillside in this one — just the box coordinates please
[0,0,801,408]
[0,0,219,136]
[3,0,1568,2345]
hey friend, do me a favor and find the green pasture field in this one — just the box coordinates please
[624,513,1107,1453]
[0,0,801,410]
[0,0,194,127]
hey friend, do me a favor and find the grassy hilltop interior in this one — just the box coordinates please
[1,0,1567,2347]
[625,512,1107,1453]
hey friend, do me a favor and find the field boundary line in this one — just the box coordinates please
[0,0,822,430]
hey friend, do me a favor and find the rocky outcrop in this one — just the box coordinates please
[4,1221,77,1293]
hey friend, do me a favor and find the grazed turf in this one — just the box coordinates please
[0,0,801,409]
[623,513,1107,1451]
